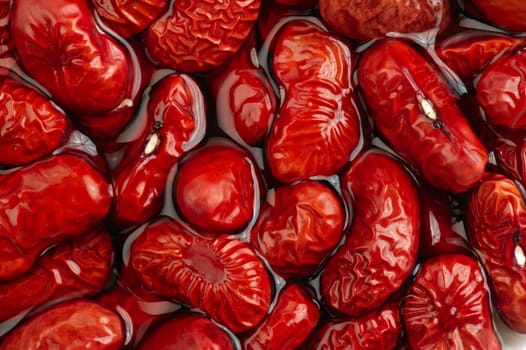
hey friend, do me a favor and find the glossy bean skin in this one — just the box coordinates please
[0,78,68,166]
[266,19,362,183]
[130,217,272,333]
[306,300,401,349]
[98,263,180,349]
[144,0,261,73]
[321,149,420,317]
[242,283,320,350]
[136,312,234,350]
[470,0,526,32]
[174,139,260,234]
[0,230,113,325]
[91,0,169,38]
[209,32,277,147]
[466,172,526,333]
[436,30,524,81]
[249,180,345,279]
[319,0,450,41]
[0,299,124,350]
[403,254,501,350]
[10,0,136,116]
[0,154,112,281]
[358,39,488,193]
[419,186,471,260]
[111,73,206,229]
[476,48,526,134]
[492,138,526,185]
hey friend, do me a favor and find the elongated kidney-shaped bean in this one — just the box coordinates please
[0,153,112,281]
[358,39,488,193]
[0,230,113,324]
[111,73,206,229]
[403,254,501,349]
[0,299,124,350]
[130,217,272,333]
[10,0,136,115]
[321,149,420,317]
[466,172,526,333]
[266,19,362,183]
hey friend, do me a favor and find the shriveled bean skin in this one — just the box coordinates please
[306,300,401,349]
[318,0,451,41]
[476,49,526,134]
[10,0,136,115]
[91,0,169,38]
[0,230,113,324]
[144,0,261,72]
[130,217,272,333]
[358,39,488,193]
[466,172,526,333]
[403,254,501,349]
[266,19,362,183]
[321,149,420,317]
[0,78,68,167]
[0,299,124,350]
[0,154,112,281]
[249,180,345,279]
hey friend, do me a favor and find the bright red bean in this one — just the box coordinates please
[0,230,113,325]
[0,78,68,166]
[306,300,402,349]
[466,172,526,333]
[266,19,362,183]
[242,283,320,350]
[111,73,206,229]
[249,180,345,279]
[0,153,112,281]
[144,0,261,72]
[130,217,272,333]
[136,312,234,350]
[91,0,169,38]
[10,0,137,115]
[403,254,501,349]
[358,39,488,193]
[174,139,261,234]
[470,0,526,32]
[0,299,124,350]
[321,149,420,317]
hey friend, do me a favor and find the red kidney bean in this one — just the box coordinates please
[321,149,420,317]
[130,217,272,333]
[266,19,362,183]
[0,153,112,281]
[111,72,206,229]
[358,38,488,193]
[403,254,502,349]
[466,172,526,333]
